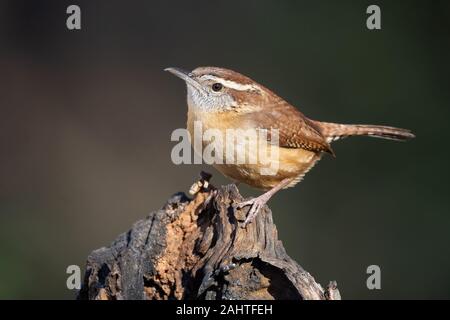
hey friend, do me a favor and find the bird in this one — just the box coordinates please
[165,66,415,227]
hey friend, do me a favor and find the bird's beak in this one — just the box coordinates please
[164,67,203,91]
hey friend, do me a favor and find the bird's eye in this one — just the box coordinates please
[211,83,223,92]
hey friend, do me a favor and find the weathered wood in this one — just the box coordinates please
[78,172,340,300]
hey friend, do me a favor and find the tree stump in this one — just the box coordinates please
[78,172,341,300]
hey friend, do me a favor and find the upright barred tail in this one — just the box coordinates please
[316,122,415,143]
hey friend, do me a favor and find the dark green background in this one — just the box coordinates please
[0,0,449,299]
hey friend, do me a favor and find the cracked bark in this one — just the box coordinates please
[78,172,341,300]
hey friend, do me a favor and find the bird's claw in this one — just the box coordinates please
[236,197,267,227]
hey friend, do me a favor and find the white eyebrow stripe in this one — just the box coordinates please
[200,75,261,91]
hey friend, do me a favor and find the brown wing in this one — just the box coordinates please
[243,100,334,155]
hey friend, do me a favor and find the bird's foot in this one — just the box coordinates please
[236,193,271,228]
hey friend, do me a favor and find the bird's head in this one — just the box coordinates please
[165,66,270,112]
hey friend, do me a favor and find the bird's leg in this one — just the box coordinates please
[237,178,293,227]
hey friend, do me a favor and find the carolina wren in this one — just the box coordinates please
[166,66,414,226]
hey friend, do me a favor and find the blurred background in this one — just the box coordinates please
[0,0,449,299]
